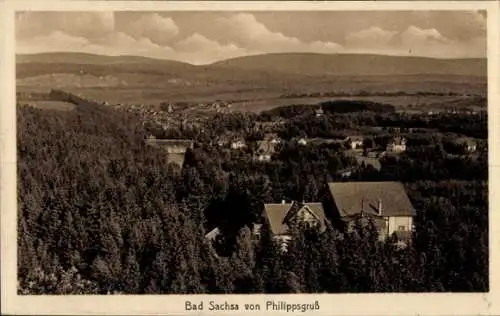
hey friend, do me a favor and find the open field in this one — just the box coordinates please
[17,84,485,114]
[16,86,485,114]
[16,52,487,113]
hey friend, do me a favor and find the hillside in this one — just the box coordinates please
[212,53,486,77]
[17,52,487,78]
[16,52,487,108]
[17,52,192,67]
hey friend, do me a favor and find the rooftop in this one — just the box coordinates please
[263,201,327,235]
[327,181,415,218]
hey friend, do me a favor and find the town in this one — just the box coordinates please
[17,85,488,296]
[135,96,485,255]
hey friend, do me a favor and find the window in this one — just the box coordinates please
[398,225,406,231]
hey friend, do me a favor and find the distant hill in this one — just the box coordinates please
[17,52,193,67]
[16,52,487,105]
[18,52,487,78]
[212,53,486,77]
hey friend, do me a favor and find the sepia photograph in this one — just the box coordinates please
[1,1,500,315]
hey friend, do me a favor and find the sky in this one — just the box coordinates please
[16,11,487,65]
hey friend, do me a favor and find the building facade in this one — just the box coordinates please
[326,181,415,242]
[261,201,328,251]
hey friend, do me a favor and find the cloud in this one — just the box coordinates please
[17,31,92,54]
[407,11,486,40]
[17,30,176,60]
[345,26,397,47]
[16,11,486,63]
[16,28,252,65]
[216,13,342,54]
[174,33,257,64]
[396,26,485,58]
[341,25,485,58]
[124,13,179,45]
[16,12,115,40]
[401,25,449,45]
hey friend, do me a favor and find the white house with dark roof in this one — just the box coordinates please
[386,136,407,153]
[261,201,328,251]
[455,137,477,153]
[255,139,279,162]
[231,138,247,149]
[345,136,364,149]
[297,138,308,146]
[315,107,324,117]
[326,181,415,242]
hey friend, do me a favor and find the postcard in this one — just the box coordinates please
[1,1,499,315]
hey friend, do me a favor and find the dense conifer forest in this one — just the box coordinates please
[17,102,488,294]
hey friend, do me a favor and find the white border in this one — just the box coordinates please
[1,1,499,315]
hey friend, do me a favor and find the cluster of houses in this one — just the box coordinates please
[206,180,416,252]
[136,104,481,257]
[215,130,408,173]
[345,130,407,154]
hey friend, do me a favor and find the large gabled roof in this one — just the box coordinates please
[327,181,415,218]
[263,203,293,235]
[263,201,327,235]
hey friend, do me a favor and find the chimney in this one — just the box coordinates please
[377,199,383,216]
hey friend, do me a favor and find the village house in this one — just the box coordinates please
[336,167,357,178]
[345,136,364,150]
[255,140,278,162]
[386,136,407,153]
[325,181,415,243]
[315,107,324,117]
[455,137,477,153]
[261,201,328,251]
[144,136,194,169]
[231,138,247,149]
[296,137,308,146]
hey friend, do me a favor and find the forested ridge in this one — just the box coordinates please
[17,102,488,294]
